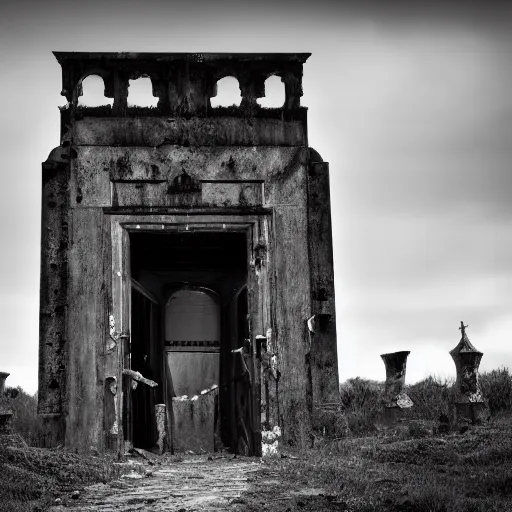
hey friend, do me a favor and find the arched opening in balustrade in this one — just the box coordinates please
[257,75,285,108]
[210,76,242,107]
[128,77,158,107]
[78,74,113,107]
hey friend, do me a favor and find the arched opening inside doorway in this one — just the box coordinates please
[166,288,221,397]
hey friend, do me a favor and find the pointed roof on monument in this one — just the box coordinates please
[449,321,483,356]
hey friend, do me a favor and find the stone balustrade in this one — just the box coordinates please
[55,52,310,117]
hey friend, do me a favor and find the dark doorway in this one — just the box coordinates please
[128,230,256,454]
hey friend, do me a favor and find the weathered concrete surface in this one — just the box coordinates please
[65,208,109,452]
[380,351,413,409]
[73,117,306,147]
[378,351,413,427]
[40,52,339,454]
[306,162,336,320]
[0,372,14,434]
[50,457,263,511]
[54,52,309,114]
[38,156,70,419]
[0,372,9,395]
[172,389,218,454]
[450,322,486,424]
[450,323,484,405]
[155,404,167,454]
[71,145,307,208]
[306,160,341,436]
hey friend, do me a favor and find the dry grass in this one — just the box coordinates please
[7,387,47,447]
[339,377,383,435]
[0,446,126,512]
[338,368,512,437]
[257,413,512,511]
[1,388,136,511]
[480,367,512,415]
[2,368,511,511]
[257,367,512,511]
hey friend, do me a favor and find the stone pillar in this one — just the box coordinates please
[380,351,413,425]
[0,372,14,433]
[155,404,167,455]
[0,372,9,395]
[450,322,486,424]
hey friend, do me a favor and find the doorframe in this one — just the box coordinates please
[108,214,269,455]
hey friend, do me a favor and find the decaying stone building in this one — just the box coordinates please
[39,52,339,455]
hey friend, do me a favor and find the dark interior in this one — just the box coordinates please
[127,230,253,453]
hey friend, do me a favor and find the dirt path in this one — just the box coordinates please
[49,455,267,511]
[48,454,341,512]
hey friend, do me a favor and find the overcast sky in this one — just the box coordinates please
[1,0,511,393]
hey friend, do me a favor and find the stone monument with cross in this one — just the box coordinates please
[450,321,486,424]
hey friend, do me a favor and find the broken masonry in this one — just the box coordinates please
[379,351,413,425]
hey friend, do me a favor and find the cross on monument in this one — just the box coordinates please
[459,321,468,337]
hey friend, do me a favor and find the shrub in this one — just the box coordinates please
[339,378,383,435]
[312,408,350,439]
[5,387,46,447]
[337,367,512,440]
[408,419,435,438]
[480,367,512,416]
[404,375,455,421]
[340,378,383,409]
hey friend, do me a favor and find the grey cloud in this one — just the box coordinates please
[338,308,510,352]
[1,0,512,389]
[335,212,512,285]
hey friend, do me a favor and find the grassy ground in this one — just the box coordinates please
[0,446,129,512]
[238,413,512,512]
[2,369,511,511]
[234,368,512,511]
[2,415,512,511]
[0,388,128,510]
